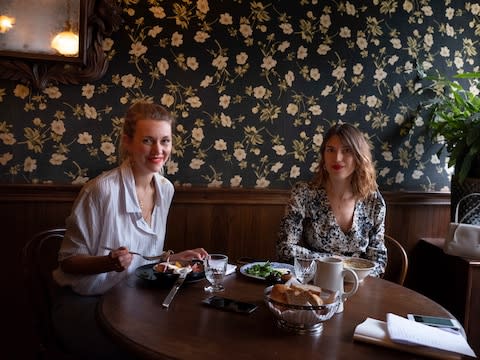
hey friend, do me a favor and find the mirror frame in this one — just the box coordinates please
[0,0,122,89]
[0,0,87,63]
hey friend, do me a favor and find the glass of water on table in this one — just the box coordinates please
[204,254,228,292]
[294,255,317,284]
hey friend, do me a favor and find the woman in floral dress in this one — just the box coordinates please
[277,123,387,277]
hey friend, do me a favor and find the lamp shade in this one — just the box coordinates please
[51,31,79,56]
[0,15,15,33]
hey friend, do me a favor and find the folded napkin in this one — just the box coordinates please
[226,263,237,275]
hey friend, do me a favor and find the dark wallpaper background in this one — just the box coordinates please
[0,0,479,191]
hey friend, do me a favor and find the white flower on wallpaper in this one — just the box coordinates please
[0,0,478,191]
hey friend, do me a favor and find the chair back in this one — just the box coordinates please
[383,234,408,286]
[22,228,69,359]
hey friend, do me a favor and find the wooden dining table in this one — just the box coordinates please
[97,268,467,360]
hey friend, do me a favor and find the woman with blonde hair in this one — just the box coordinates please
[52,101,207,359]
[277,123,387,276]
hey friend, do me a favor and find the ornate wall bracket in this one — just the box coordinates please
[0,0,122,90]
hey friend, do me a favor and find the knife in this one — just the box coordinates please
[162,268,191,308]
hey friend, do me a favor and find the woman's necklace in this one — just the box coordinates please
[137,181,155,225]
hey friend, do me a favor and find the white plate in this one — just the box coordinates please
[239,261,295,280]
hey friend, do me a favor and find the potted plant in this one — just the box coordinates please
[419,71,480,222]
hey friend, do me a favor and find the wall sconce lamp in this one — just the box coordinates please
[50,1,79,57]
[51,31,79,56]
[0,15,15,33]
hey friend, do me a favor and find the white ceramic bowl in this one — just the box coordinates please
[264,286,340,335]
[343,257,375,282]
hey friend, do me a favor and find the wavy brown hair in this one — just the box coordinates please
[312,123,378,199]
[119,101,175,163]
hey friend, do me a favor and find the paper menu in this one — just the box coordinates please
[386,313,476,357]
[354,317,475,359]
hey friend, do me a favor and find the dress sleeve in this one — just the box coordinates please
[365,191,387,277]
[277,182,315,263]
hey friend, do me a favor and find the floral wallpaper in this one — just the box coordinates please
[0,0,479,191]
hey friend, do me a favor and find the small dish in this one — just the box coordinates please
[342,257,375,283]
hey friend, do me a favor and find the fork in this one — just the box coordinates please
[102,246,165,261]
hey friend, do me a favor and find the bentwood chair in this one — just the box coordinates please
[22,228,78,360]
[383,234,409,286]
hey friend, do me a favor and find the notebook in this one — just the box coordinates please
[353,315,476,359]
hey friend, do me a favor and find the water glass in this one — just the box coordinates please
[294,256,317,284]
[204,254,228,292]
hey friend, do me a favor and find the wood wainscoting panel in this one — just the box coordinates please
[384,191,451,253]
[165,187,290,262]
[166,202,288,262]
[1,185,451,263]
[1,185,81,360]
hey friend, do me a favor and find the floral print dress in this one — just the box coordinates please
[277,181,387,277]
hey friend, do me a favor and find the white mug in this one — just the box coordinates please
[314,256,359,313]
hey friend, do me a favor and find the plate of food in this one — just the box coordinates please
[239,261,294,282]
[135,259,205,287]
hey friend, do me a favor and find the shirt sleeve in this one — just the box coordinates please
[54,180,126,295]
[58,184,102,261]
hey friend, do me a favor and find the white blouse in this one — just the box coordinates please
[53,161,174,295]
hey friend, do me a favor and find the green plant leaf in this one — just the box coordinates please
[454,72,480,79]
[422,71,480,184]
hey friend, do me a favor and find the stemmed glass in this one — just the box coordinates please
[294,256,317,284]
[204,254,228,292]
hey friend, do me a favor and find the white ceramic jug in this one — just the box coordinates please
[314,256,359,313]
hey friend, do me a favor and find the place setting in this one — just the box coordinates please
[134,259,206,288]
[133,252,239,309]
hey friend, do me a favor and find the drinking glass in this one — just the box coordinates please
[204,254,228,292]
[294,256,317,284]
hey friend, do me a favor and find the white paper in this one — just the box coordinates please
[386,313,476,357]
[354,318,463,359]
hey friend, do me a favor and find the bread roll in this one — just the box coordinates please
[306,292,323,306]
[290,283,322,296]
[270,284,289,304]
[269,283,324,307]
[284,287,309,306]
